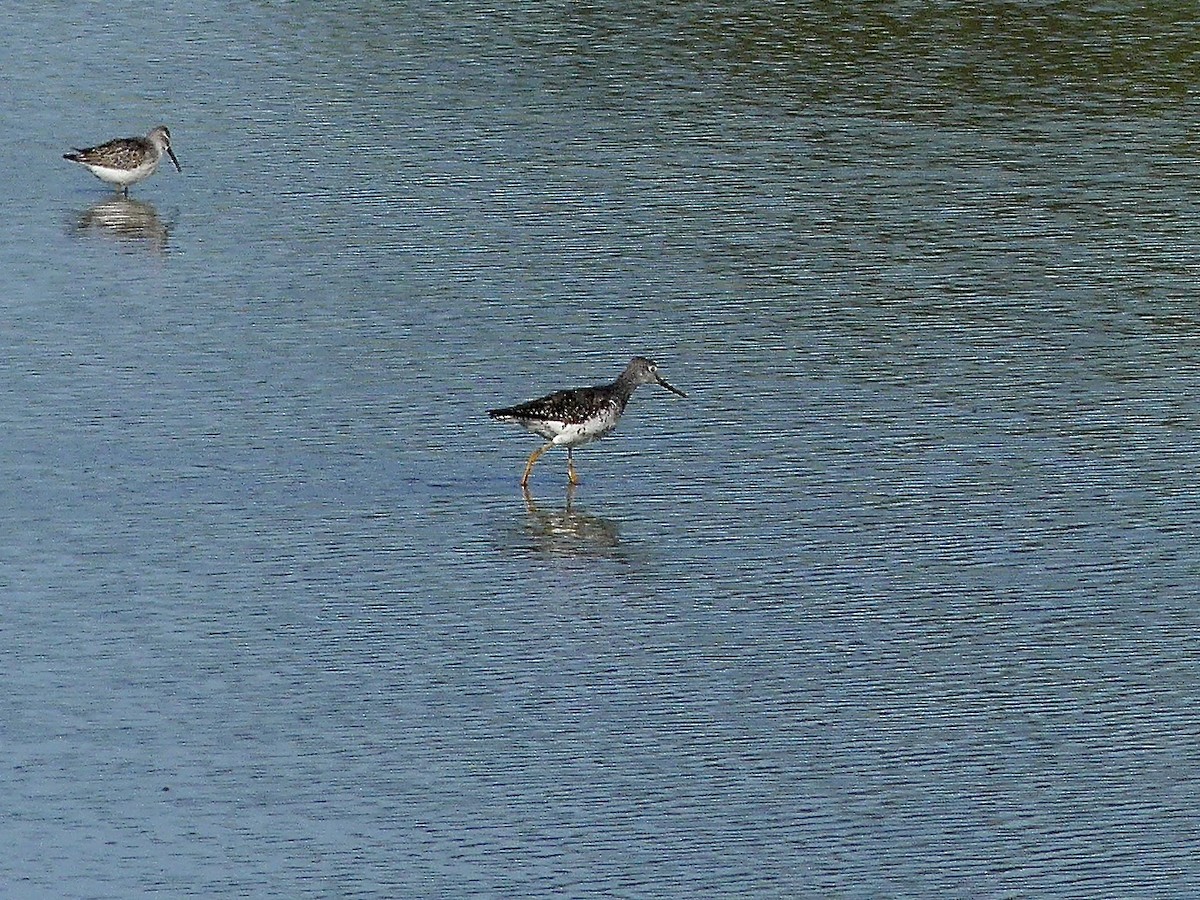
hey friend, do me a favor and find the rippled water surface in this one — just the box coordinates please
[3,3,1199,898]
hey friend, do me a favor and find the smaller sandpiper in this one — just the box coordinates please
[63,125,181,197]
[488,356,687,487]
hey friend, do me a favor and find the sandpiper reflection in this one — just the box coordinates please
[521,484,623,559]
[71,196,170,251]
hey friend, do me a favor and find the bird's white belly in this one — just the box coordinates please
[542,405,621,447]
[85,159,158,187]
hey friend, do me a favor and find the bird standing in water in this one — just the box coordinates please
[488,356,687,487]
[64,125,181,196]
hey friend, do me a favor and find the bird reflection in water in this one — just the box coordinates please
[71,197,170,252]
[520,484,623,559]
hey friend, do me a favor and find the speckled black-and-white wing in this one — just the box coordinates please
[489,386,626,445]
[489,387,616,424]
[64,136,152,171]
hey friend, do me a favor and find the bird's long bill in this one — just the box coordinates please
[657,375,687,397]
[166,146,182,172]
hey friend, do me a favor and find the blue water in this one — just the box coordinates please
[2,3,1199,897]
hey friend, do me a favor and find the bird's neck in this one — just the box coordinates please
[610,377,639,408]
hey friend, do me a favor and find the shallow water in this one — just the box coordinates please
[2,3,1199,897]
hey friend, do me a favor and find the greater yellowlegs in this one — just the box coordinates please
[488,356,687,487]
[64,126,181,196]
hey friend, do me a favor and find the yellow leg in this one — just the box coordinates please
[567,448,580,485]
[521,442,553,487]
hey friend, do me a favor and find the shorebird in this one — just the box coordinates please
[488,356,687,487]
[63,125,181,196]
